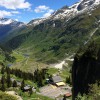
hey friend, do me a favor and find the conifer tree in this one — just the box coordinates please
[6,72,12,88]
[37,75,43,87]
[1,75,6,91]
[29,87,33,96]
[12,80,17,87]
[1,66,5,74]
[21,79,25,91]
[1,83,6,91]
[63,95,66,100]
[1,75,5,84]
[6,67,10,74]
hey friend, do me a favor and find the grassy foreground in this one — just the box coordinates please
[21,92,54,100]
[0,91,17,100]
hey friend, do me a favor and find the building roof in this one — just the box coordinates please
[24,86,30,90]
[52,75,63,83]
[65,93,72,97]
[56,82,66,86]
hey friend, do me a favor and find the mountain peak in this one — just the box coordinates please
[0,18,25,27]
[0,18,14,25]
[28,0,100,26]
[77,0,100,11]
[60,5,69,10]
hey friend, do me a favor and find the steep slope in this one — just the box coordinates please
[0,44,15,65]
[72,31,100,99]
[0,46,5,63]
[28,0,100,25]
[6,3,100,64]
[0,44,11,63]
[0,18,25,41]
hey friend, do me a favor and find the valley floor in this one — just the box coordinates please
[0,50,72,100]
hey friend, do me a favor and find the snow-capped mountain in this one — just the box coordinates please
[0,18,25,27]
[0,18,26,40]
[28,18,46,26]
[29,0,100,26]
[50,0,100,20]
[3,0,100,65]
[0,0,100,43]
[0,18,14,25]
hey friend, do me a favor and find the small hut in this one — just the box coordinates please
[52,75,65,86]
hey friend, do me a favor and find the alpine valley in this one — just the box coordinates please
[0,0,100,100]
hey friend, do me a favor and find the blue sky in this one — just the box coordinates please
[0,0,79,23]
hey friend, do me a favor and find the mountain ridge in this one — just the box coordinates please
[28,0,100,26]
[5,5,100,64]
[0,0,100,64]
[0,18,26,41]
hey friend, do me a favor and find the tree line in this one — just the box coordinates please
[1,66,48,89]
[10,68,47,86]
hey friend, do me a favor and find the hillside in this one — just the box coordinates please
[6,5,100,64]
[0,45,15,67]
[0,0,100,100]
[0,18,25,42]
[0,91,17,100]
[72,34,100,99]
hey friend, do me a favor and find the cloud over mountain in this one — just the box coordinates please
[34,5,54,18]
[34,5,49,13]
[0,10,20,18]
[43,9,54,18]
[0,0,31,10]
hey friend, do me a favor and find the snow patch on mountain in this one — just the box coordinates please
[28,0,100,26]
[28,18,46,26]
[0,18,14,25]
[0,18,25,27]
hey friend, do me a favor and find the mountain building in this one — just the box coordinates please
[52,75,66,86]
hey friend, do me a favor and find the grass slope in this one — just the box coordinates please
[6,6,100,64]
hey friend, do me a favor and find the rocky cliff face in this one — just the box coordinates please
[72,38,100,99]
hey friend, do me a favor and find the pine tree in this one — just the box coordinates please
[1,84,6,91]
[6,67,10,74]
[29,87,33,96]
[1,66,5,74]
[66,76,70,84]
[1,75,6,91]
[21,79,25,91]
[37,75,43,87]
[1,75,5,84]
[6,73,11,88]
[12,80,17,87]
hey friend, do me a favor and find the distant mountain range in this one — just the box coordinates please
[0,18,26,41]
[0,0,100,99]
[0,0,100,63]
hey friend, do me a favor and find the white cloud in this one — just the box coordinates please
[43,9,54,18]
[34,5,54,18]
[0,10,19,18]
[11,11,20,14]
[0,0,31,10]
[0,10,12,18]
[34,5,49,13]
